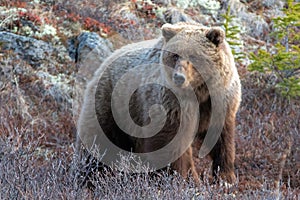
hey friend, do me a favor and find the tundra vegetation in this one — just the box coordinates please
[0,0,299,199]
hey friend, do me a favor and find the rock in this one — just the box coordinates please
[163,7,195,24]
[226,0,270,39]
[152,0,172,6]
[68,31,114,86]
[175,0,220,17]
[77,32,113,63]
[0,32,53,67]
[68,32,114,119]
[68,32,113,63]
[262,0,285,8]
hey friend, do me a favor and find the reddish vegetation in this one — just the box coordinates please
[83,17,111,33]
[132,0,159,19]
[2,0,28,8]
[18,11,42,25]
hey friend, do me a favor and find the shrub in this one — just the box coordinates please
[249,0,300,98]
[221,6,246,62]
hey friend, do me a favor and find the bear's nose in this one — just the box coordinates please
[173,73,186,86]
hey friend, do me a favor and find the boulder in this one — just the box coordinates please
[0,32,53,67]
[68,32,113,63]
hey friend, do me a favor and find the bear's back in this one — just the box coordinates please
[93,38,163,83]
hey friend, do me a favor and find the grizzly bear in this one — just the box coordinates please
[76,22,242,185]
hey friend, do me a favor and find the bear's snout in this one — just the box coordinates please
[173,72,186,87]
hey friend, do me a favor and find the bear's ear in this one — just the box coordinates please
[161,23,182,42]
[206,27,225,47]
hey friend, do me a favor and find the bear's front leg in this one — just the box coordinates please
[171,146,199,183]
[209,111,236,184]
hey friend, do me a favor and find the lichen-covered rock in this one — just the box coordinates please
[68,31,114,87]
[68,32,113,63]
[163,8,195,24]
[175,0,220,17]
[77,32,113,61]
[0,32,53,67]
[225,0,285,39]
[68,32,114,124]
[152,0,172,6]
[261,0,285,8]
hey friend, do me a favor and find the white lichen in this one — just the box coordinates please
[40,24,57,36]
[0,7,27,28]
[20,26,34,36]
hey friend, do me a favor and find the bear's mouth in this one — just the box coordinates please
[172,72,190,88]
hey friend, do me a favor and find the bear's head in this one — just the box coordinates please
[160,22,230,89]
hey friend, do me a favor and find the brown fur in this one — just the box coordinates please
[77,22,242,184]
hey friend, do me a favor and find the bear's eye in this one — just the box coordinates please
[172,54,179,61]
